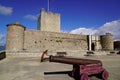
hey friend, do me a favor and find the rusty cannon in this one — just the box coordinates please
[41,50,109,80]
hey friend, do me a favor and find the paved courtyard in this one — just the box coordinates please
[0,55,120,80]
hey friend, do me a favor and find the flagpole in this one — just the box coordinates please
[48,0,49,11]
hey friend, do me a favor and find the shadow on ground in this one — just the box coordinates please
[44,70,103,80]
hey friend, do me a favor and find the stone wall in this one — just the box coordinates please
[24,30,88,50]
[6,23,114,51]
[6,50,114,58]
[91,36,102,50]
[100,33,114,50]
[6,22,25,51]
[38,8,60,32]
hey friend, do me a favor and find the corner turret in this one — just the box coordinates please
[6,22,25,51]
[100,33,114,50]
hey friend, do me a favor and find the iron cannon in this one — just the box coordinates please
[41,50,109,80]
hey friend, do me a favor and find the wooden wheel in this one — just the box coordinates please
[102,70,109,80]
[80,73,88,80]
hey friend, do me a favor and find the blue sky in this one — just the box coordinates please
[0,0,120,46]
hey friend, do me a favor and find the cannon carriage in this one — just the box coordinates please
[41,50,109,80]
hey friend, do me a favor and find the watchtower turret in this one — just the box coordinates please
[100,33,114,50]
[6,22,25,51]
[38,8,60,32]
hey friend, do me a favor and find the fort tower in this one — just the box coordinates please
[6,22,25,51]
[38,8,60,32]
[100,33,114,50]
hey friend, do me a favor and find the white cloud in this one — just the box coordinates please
[24,14,38,20]
[0,34,5,46]
[69,19,120,40]
[70,27,97,35]
[61,30,69,33]
[0,4,13,15]
[95,20,120,40]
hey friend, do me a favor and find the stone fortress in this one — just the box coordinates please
[6,8,114,52]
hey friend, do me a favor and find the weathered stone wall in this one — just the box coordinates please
[38,8,60,32]
[24,30,88,50]
[91,36,102,50]
[100,33,114,50]
[6,22,25,51]
[6,23,114,52]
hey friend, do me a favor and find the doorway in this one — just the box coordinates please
[91,43,95,51]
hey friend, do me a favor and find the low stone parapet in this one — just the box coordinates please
[5,50,117,58]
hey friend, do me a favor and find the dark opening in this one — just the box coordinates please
[0,51,6,60]
[91,43,95,51]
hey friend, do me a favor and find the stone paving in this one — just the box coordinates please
[0,55,120,80]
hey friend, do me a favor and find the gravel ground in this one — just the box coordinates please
[0,55,120,80]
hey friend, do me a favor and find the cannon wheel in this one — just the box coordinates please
[71,68,75,77]
[102,70,109,80]
[80,73,88,80]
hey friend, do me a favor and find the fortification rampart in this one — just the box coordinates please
[6,22,114,52]
[24,30,88,50]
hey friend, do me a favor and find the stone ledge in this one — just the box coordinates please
[5,50,116,58]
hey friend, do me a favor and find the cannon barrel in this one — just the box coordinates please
[49,55,102,65]
[41,50,102,65]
